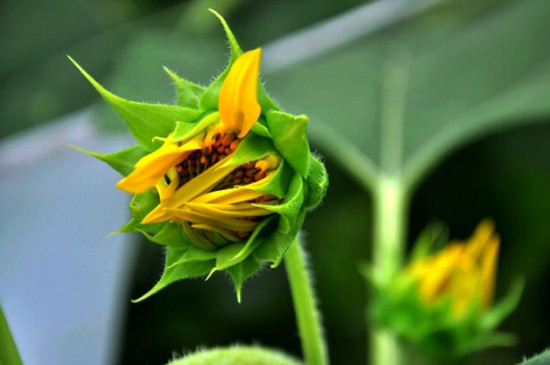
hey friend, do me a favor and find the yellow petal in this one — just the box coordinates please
[481,234,500,308]
[185,201,274,218]
[166,208,257,232]
[116,134,203,194]
[141,204,170,224]
[465,219,495,259]
[193,188,266,205]
[419,245,464,303]
[219,48,262,138]
[167,156,237,205]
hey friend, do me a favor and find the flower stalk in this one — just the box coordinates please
[285,238,328,365]
[370,175,408,365]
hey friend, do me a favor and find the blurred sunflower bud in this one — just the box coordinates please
[70,10,327,302]
[367,220,523,362]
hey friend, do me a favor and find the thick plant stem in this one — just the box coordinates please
[0,302,23,365]
[370,175,408,365]
[285,238,328,365]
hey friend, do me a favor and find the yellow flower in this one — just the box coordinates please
[116,49,280,248]
[407,219,500,317]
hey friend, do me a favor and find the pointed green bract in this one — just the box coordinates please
[227,256,261,303]
[266,110,310,177]
[71,144,148,176]
[133,247,214,302]
[137,223,193,248]
[69,56,202,150]
[163,66,205,109]
[199,10,278,113]
[72,10,327,302]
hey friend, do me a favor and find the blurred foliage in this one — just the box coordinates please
[268,0,550,191]
[0,0,369,139]
[3,0,550,364]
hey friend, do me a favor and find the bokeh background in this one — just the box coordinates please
[1,0,549,364]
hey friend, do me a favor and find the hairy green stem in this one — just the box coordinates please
[370,175,408,365]
[0,302,23,365]
[285,238,328,365]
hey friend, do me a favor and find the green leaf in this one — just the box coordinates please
[69,56,203,150]
[266,0,550,194]
[266,110,310,177]
[70,144,148,176]
[167,345,303,365]
[163,66,205,109]
[133,247,214,302]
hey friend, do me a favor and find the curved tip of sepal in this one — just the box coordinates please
[68,56,119,101]
[130,292,151,304]
[483,278,524,329]
[205,268,218,281]
[208,8,242,62]
[304,154,329,209]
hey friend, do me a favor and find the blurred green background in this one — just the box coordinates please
[1,0,549,364]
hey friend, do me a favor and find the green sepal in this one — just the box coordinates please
[253,209,306,268]
[227,256,261,303]
[70,144,148,176]
[115,190,164,236]
[208,9,242,64]
[132,247,214,302]
[198,9,240,111]
[232,216,277,263]
[250,160,293,199]
[69,56,203,150]
[167,345,303,365]
[199,12,279,113]
[171,112,218,141]
[109,218,140,236]
[224,133,276,167]
[482,280,524,330]
[137,223,194,248]
[266,110,310,177]
[261,173,304,233]
[251,117,272,138]
[166,246,218,269]
[129,190,160,221]
[409,221,448,263]
[304,154,328,210]
[163,66,205,109]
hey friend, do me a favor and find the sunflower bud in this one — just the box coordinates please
[367,220,522,361]
[70,10,327,302]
